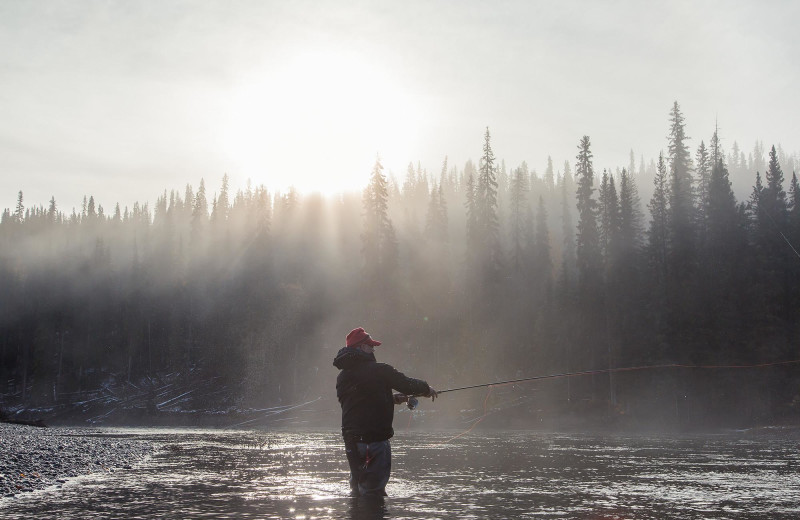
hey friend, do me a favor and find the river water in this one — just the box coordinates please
[1,428,798,519]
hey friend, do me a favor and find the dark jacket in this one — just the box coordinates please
[333,347,430,442]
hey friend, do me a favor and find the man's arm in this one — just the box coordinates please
[380,363,437,400]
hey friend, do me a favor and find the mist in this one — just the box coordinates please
[1,102,799,430]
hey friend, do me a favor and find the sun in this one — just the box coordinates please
[222,47,423,197]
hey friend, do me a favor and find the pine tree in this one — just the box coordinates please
[14,191,24,223]
[544,155,555,193]
[619,168,643,256]
[560,161,576,284]
[648,152,670,282]
[182,184,195,228]
[706,159,739,257]
[763,145,788,226]
[403,162,417,197]
[730,141,741,172]
[616,168,644,355]
[476,127,502,279]
[695,140,711,237]
[789,172,800,233]
[217,174,230,222]
[87,196,97,220]
[533,195,552,285]
[362,159,397,281]
[751,141,766,174]
[749,171,765,229]
[667,101,695,275]
[788,172,800,266]
[424,184,448,242]
[47,196,57,225]
[598,170,621,267]
[191,179,208,248]
[628,150,637,183]
[574,136,601,292]
[508,165,529,271]
[710,123,723,167]
[465,171,478,255]
[755,146,790,322]
[438,182,448,243]
[438,156,450,204]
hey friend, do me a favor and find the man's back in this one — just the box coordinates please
[334,346,429,442]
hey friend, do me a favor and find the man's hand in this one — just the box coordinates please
[393,393,409,405]
[426,386,439,402]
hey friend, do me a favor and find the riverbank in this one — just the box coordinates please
[0,423,152,499]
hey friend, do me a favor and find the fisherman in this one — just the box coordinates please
[333,327,438,497]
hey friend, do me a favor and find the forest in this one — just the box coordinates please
[1,101,799,429]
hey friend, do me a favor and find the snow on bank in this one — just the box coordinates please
[0,424,152,499]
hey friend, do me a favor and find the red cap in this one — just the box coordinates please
[346,327,382,348]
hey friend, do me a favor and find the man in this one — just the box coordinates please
[333,327,438,497]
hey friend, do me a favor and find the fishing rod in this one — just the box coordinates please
[399,359,800,409]
[437,366,661,394]
[435,359,800,396]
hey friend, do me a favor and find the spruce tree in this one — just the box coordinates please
[14,191,24,223]
[533,195,552,285]
[465,171,478,257]
[710,123,723,167]
[560,161,576,285]
[763,145,788,226]
[695,140,711,237]
[648,152,670,282]
[191,179,208,248]
[598,170,621,267]
[706,159,739,258]
[755,146,790,331]
[749,171,765,232]
[667,101,695,275]
[424,184,447,242]
[544,155,555,193]
[789,172,800,239]
[574,136,601,293]
[619,168,643,256]
[476,127,502,279]
[47,196,57,225]
[87,196,97,220]
[362,159,397,281]
[438,182,448,243]
[217,174,230,222]
[508,165,529,271]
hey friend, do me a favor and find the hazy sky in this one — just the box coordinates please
[1,0,798,213]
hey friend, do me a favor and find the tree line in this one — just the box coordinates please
[1,101,799,427]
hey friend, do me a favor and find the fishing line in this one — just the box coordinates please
[437,359,800,395]
[429,359,800,445]
[434,386,495,446]
[227,396,321,428]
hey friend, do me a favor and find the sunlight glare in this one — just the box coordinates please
[223,48,423,196]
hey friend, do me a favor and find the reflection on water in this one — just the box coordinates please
[1,428,799,519]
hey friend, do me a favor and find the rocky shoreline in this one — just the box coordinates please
[0,423,153,499]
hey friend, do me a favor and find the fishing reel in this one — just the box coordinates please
[407,396,419,410]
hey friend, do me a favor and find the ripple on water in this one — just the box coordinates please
[1,429,800,519]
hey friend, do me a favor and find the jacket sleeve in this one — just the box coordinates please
[378,363,430,396]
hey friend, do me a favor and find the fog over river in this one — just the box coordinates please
[1,427,799,519]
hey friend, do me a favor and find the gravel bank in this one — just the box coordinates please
[0,423,152,499]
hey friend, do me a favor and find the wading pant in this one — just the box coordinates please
[344,438,391,497]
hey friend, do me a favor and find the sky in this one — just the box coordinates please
[1,0,798,213]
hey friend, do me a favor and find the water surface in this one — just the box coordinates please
[2,428,798,519]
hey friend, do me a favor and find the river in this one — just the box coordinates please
[1,428,798,519]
